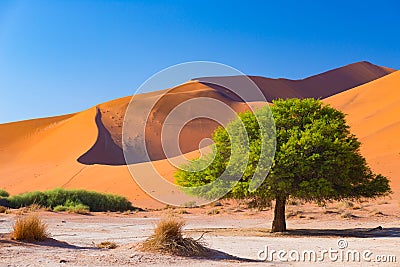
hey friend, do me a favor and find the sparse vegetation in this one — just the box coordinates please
[369,209,385,216]
[122,210,134,215]
[341,212,357,219]
[377,200,389,205]
[0,197,9,208]
[336,200,354,209]
[52,205,67,212]
[141,217,209,257]
[286,210,303,218]
[7,204,48,215]
[247,198,272,210]
[11,214,49,241]
[207,209,220,215]
[181,201,198,208]
[288,199,299,206]
[177,209,189,214]
[97,241,118,249]
[7,188,136,212]
[53,201,90,214]
[0,206,7,213]
[27,203,45,212]
[210,201,222,207]
[0,189,9,198]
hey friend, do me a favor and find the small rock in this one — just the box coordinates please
[59,259,67,263]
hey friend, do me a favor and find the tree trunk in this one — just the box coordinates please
[272,194,287,232]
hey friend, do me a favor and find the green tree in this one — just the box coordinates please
[175,98,391,232]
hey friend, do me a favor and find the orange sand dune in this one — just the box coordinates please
[324,71,400,197]
[0,82,255,208]
[78,81,256,165]
[79,61,394,165]
[197,61,395,101]
[0,105,167,208]
[0,61,397,208]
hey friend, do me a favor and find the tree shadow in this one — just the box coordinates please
[189,226,400,239]
[174,247,264,263]
[286,227,400,238]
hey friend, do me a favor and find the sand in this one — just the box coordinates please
[324,71,400,198]
[0,200,399,266]
[0,61,397,209]
[196,61,395,101]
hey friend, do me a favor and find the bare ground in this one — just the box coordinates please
[1,198,399,266]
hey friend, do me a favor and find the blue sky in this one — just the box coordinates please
[0,0,399,123]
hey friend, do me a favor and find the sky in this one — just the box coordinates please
[0,0,399,123]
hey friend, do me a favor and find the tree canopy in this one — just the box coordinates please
[175,98,391,232]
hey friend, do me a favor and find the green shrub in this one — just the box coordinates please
[0,189,10,198]
[68,203,90,214]
[53,200,90,214]
[53,205,67,212]
[7,191,47,208]
[0,197,9,207]
[7,188,137,212]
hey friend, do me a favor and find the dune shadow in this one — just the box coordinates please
[78,108,126,166]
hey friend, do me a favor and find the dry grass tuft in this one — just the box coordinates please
[377,200,389,205]
[141,217,210,257]
[340,211,357,219]
[336,200,354,210]
[207,209,220,215]
[176,209,189,214]
[27,203,44,212]
[97,241,118,249]
[13,204,50,215]
[210,201,223,207]
[0,206,7,213]
[286,210,303,218]
[11,214,49,241]
[369,209,385,216]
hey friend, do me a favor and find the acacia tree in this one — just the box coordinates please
[175,98,391,232]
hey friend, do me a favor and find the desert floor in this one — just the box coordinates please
[1,199,399,266]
